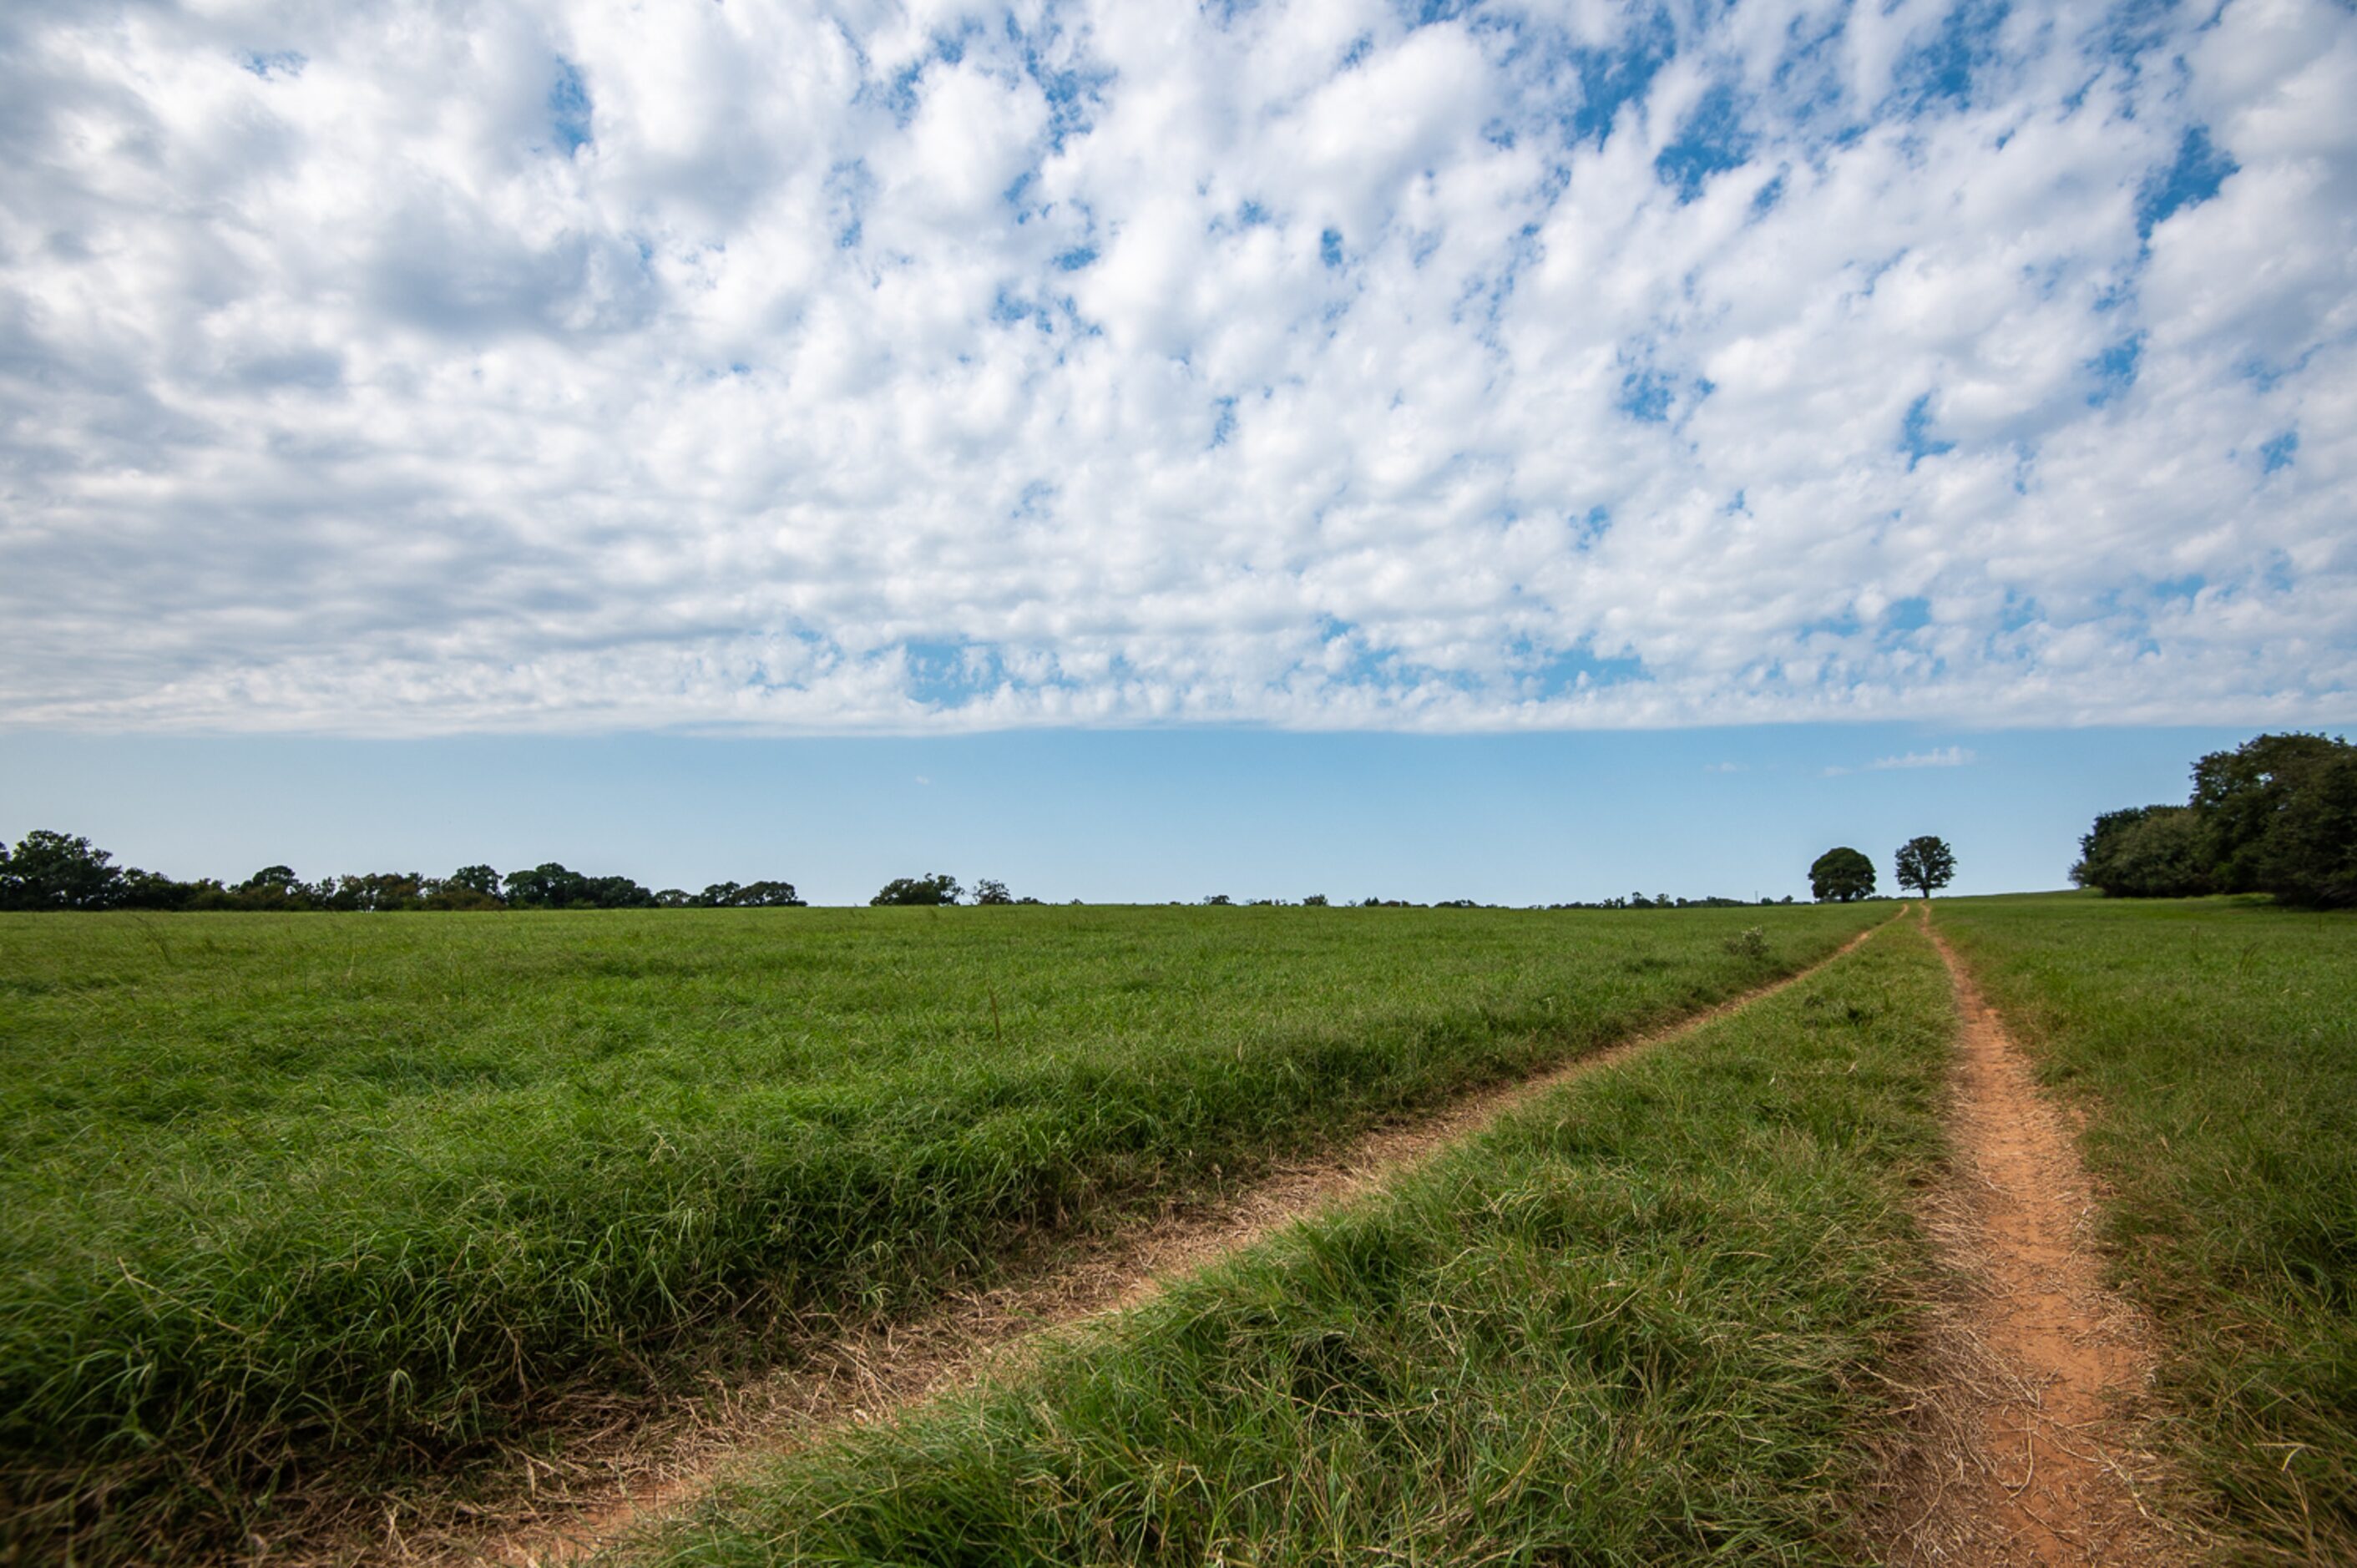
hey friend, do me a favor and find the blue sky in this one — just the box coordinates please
[0,0,2351,896]
[0,724,2263,903]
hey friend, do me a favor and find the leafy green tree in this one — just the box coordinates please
[2074,806,2165,892]
[583,874,657,908]
[972,878,1014,905]
[1808,847,1876,902]
[504,863,592,908]
[872,873,962,907]
[697,880,744,907]
[235,865,318,909]
[1302,893,1329,906]
[2249,745,2357,908]
[329,872,428,912]
[2073,806,2212,898]
[0,830,126,909]
[446,864,503,900]
[2188,731,2357,905]
[1894,836,1955,898]
[117,867,200,910]
[732,880,804,907]
[2192,732,2346,892]
[423,879,505,911]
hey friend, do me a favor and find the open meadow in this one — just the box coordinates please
[9,893,2353,1565]
[643,914,1957,1565]
[623,894,2357,1567]
[0,901,1879,1555]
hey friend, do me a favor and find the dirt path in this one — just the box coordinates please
[1887,918,2180,1566]
[402,916,1901,1567]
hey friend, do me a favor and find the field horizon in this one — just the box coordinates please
[3,898,1885,1558]
[5,890,2347,1563]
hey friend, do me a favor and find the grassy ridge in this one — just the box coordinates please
[643,917,1950,1566]
[0,903,1879,1550]
[1937,893,2357,1561]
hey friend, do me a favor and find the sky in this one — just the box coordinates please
[0,724,2268,903]
[1,0,2352,900]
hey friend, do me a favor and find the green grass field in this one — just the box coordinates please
[1937,893,2357,1562]
[0,902,1879,1554]
[638,915,1953,1565]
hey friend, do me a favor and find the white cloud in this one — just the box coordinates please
[0,0,2351,736]
[1869,746,1977,770]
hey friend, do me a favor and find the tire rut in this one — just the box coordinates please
[1883,916,2183,1566]
[412,915,1903,1567]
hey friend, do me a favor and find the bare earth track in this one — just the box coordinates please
[391,917,1903,1567]
[1884,918,2183,1567]
[320,909,2197,1568]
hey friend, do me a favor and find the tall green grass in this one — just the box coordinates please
[0,903,1879,1554]
[1937,893,2357,1562]
[640,918,1951,1566]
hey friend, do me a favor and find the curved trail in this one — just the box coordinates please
[421,914,1904,1567]
[1884,917,2181,1566]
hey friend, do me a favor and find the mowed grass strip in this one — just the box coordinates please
[0,903,1879,1550]
[639,917,1950,1567]
[1937,893,2357,1561]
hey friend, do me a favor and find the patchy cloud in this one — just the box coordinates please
[1871,746,1978,770]
[1824,742,1977,775]
[1,0,2352,736]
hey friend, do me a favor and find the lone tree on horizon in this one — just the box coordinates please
[1894,835,1956,898]
[1809,846,1877,902]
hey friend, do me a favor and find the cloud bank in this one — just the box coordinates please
[1,0,2351,735]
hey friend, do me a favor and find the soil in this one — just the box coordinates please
[1880,918,2183,1566]
[397,916,1904,1566]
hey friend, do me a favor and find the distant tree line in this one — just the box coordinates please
[0,832,804,912]
[1549,893,1793,909]
[1192,893,1800,909]
[10,825,1995,914]
[868,875,1044,905]
[2075,732,2356,907]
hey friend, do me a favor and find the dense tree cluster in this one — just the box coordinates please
[0,832,802,912]
[2076,732,2357,907]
